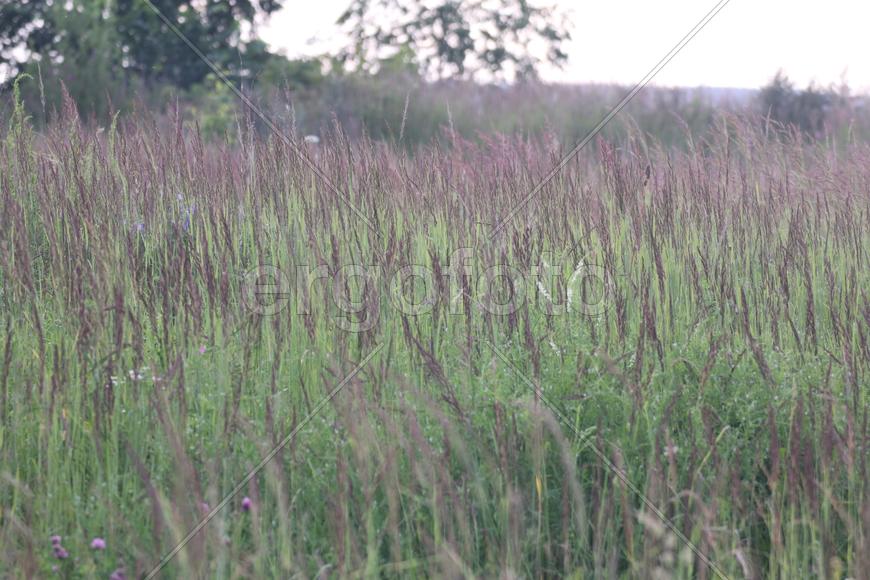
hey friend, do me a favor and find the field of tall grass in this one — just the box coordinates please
[0,88,868,579]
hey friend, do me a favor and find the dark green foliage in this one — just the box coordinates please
[337,0,571,80]
[0,0,57,65]
[0,0,284,89]
[759,71,846,137]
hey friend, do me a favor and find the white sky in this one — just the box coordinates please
[260,0,870,92]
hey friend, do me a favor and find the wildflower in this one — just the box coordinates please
[53,545,69,559]
[241,497,252,512]
[200,502,210,514]
[90,537,106,550]
[547,338,562,356]
[109,567,127,580]
[125,218,145,234]
[199,345,206,355]
[50,535,62,546]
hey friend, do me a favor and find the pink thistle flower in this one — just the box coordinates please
[109,568,127,580]
[199,345,207,355]
[241,496,252,512]
[53,545,69,559]
[50,535,62,546]
[90,537,106,550]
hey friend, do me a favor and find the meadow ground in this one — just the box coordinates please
[0,98,869,578]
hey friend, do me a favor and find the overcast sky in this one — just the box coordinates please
[260,0,870,92]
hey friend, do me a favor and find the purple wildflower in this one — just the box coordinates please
[109,568,127,580]
[53,545,69,559]
[241,496,252,512]
[90,537,106,550]
[198,345,206,355]
[50,535,62,546]
[200,501,210,514]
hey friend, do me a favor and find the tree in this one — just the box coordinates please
[758,71,839,137]
[758,72,795,126]
[336,0,571,81]
[0,0,56,79]
[0,0,284,90]
[0,1,121,118]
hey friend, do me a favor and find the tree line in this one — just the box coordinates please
[0,1,861,142]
